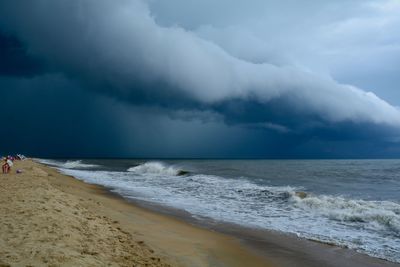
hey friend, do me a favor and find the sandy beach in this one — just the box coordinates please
[1,159,399,267]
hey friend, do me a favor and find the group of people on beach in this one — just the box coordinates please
[2,154,26,174]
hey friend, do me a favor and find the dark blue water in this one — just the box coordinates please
[38,159,400,263]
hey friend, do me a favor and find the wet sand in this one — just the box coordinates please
[1,159,398,267]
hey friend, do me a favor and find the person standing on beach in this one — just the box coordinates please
[2,156,13,174]
[2,158,10,174]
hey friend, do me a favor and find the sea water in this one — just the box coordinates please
[38,159,400,263]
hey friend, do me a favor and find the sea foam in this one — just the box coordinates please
[127,161,183,176]
[37,159,99,169]
[291,193,400,234]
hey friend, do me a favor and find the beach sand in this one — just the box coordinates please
[1,160,399,267]
[0,160,272,267]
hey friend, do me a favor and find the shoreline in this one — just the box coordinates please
[46,160,400,267]
[2,160,399,267]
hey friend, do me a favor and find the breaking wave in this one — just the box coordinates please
[37,159,99,169]
[290,193,400,235]
[127,162,188,176]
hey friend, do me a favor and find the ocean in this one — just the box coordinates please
[38,159,400,263]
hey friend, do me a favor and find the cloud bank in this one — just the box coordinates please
[1,0,400,157]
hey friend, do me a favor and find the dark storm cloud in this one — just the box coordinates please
[0,74,286,158]
[0,0,400,158]
[0,80,318,159]
[0,32,46,77]
[0,75,127,157]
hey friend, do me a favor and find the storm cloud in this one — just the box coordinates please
[1,0,400,157]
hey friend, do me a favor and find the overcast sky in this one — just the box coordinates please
[1,0,400,158]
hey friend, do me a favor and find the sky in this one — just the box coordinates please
[1,0,400,158]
